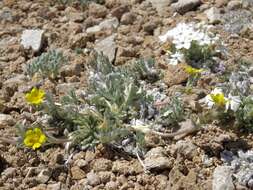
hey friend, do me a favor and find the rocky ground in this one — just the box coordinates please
[1,0,253,189]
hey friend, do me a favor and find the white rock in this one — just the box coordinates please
[21,29,44,52]
[0,114,15,128]
[213,166,235,190]
[94,34,116,62]
[86,17,119,34]
[37,169,52,184]
[205,7,222,24]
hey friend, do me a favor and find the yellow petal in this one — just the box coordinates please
[25,129,33,137]
[24,137,33,147]
[32,143,41,150]
[34,127,42,134]
[39,134,46,144]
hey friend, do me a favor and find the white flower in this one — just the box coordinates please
[159,22,218,50]
[225,94,241,112]
[169,52,184,65]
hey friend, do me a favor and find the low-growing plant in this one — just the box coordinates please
[235,96,253,131]
[26,50,67,80]
[183,41,214,67]
[156,96,185,127]
[17,52,187,153]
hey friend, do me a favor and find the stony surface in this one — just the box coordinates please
[0,0,253,189]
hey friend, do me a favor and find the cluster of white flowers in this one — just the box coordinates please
[159,23,218,65]
[204,88,241,112]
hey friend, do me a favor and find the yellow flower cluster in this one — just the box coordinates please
[25,87,45,105]
[24,128,47,150]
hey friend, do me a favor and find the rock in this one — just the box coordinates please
[92,158,112,172]
[89,3,108,18]
[213,166,235,190]
[205,7,222,24]
[0,114,15,128]
[144,147,174,171]
[86,17,119,33]
[111,4,129,20]
[155,175,169,189]
[143,21,157,34]
[2,167,16,178]
[105,181,119,190]
[112,160,143,175]
[68,33,88,49]
[86,25,101,34]
[98,171,112,183]
[168,166,202,189]
[37,168,52,183]
[117,46,137,57]
[0,7,13,22]
[52,153,64,165]
[87,171,101,186]
[99,17,119,30]
[60,63,83,77]
[171,0,202,14]
[71,166,85,180]
[68,12,85,22]
[164,63,189,87]
[215,0,228,7]
[47,182,61,190]
[21,29,45,52]
[147,0,175,16]
[121,12,136,25]
[74,159,88,168]
[227,0,242,10]
[94,34,116,63]
[174,140,198,160]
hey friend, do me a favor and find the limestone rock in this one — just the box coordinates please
[21,29,45,52]
[0,7,13,22]
[71,166,85,180]
[111,4,129,19]
[205,7,223,24]
[174,140,198,160]
[0,114,15,128]
[94,34,116,63]
[171,0,202,14]
[213,166,235,190]
[92,158,112,172]
[164,63,189,87]
[37,168,52,183]
[87,171,101,186]
[227,0,242,10]
[144,147,174,171]
[121,12,136,25]
[89,3,108,18]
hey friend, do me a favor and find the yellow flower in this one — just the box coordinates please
[25,87,45,105]
[184,65,203,76]
[24,128,47,150]
[205,88,228,108]
[210,93,227,107]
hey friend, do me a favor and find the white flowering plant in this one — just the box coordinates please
[159,22,219,68]
[200,64,253,130]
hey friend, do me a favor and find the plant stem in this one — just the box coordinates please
[0,137,17,145]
